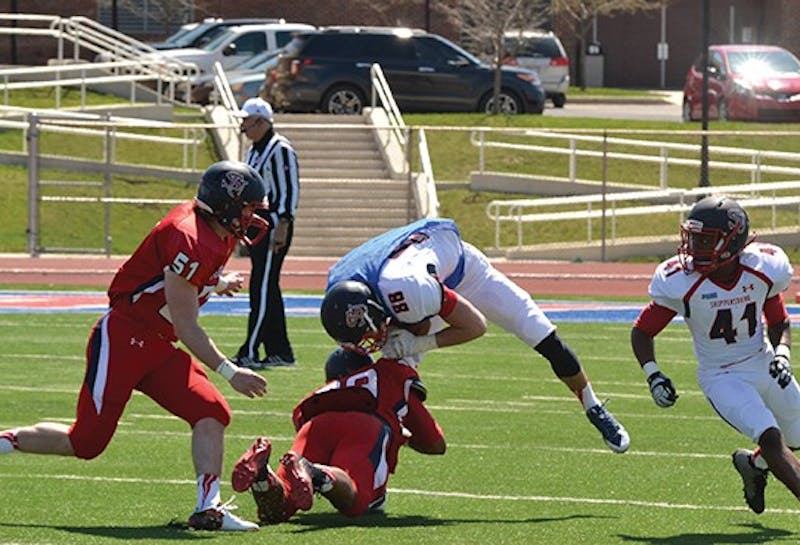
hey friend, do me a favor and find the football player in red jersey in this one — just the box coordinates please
[0,161,269,531]
[631,195,800,514]
[230,348,445,524]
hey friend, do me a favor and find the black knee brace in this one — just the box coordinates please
[535,331,582,378]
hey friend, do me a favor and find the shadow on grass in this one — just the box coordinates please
[285,511,598,533]
[0,521,215,541]
[0,512,600,539]
[619,522,794,545]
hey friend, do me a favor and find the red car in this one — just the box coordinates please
[682,44,800,122]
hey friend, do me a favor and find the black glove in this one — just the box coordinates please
[647,371,678,408]
[769,355,793,389]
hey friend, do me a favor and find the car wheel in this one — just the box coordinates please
[322,85,365,115]
[552,94,566,108]
[717,98,729,121]
[480,90,523,115]
[681,99,692,122]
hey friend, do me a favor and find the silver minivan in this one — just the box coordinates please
[503,30,569,107]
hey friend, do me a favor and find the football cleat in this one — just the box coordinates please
[231,436,272,493]
[261,355,297,368]
[232,355,266,371]
[279,451,314,511]
[252,476,286,525]
[188,497,259,531]
[586,403,629,453]
[297,456,334,494]
[732,448,768,514]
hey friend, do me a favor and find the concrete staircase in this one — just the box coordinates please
[274,113,416,258]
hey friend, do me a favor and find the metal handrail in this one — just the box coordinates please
[470,128,800,188]
[370,63,406,147]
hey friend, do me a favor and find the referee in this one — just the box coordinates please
[233,97,299,368]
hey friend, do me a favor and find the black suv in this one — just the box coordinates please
[266,27,545,115]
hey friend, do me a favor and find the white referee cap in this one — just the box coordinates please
[234,97,274,122]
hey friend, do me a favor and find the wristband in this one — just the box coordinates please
[776,344,791,360]
[642,360,660,379]
[216,359,239,381]
[215,277,229,294]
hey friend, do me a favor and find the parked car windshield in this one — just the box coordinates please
[163,23,198,45]
[171,23,224,48]
[234,48,282,70]
[727,49,800,76]
[201,27,239,51]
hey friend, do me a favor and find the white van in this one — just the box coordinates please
[156,22,314,78]
[503,30,570,107]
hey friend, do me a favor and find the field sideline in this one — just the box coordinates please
[1,312,798,544]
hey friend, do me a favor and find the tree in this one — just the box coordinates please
[442,0,549,114]
[552,0,664,89]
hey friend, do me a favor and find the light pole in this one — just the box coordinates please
[699,0,710,187]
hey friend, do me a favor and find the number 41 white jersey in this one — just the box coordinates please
[648,242,793,370]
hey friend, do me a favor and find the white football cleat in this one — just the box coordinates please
[188,497,259,531]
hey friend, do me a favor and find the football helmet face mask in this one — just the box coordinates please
[320,280,389,355]
[195,160,269,246]
[679,195,754,275]
[324,347,374,382]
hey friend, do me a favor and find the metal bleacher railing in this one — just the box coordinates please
[486,181,800,249]
[0,13,197,105]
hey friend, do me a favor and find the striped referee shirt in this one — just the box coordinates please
[244,128,299,226]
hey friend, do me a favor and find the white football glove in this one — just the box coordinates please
[382,328,437,359]
[642,361,678,408]
[769,354,793,389]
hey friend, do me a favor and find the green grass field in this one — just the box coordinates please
[1,312,797,544]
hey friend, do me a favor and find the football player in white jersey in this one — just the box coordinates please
[321,218,629,454]
[631,195,800,514]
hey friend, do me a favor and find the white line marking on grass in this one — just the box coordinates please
[387,488,800,515]
[0,472,797,516]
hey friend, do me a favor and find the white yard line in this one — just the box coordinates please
[0,471,797,515]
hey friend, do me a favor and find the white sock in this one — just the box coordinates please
[752,450,769,471]
[579,383,602,411]
[196,474,221,512]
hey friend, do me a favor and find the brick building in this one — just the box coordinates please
[2,0,800,90]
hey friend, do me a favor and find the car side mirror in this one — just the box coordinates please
[223,43,237,56]
[707,65,724,79]
[448,57,470,68]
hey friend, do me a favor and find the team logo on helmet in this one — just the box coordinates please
[221,171,247,199]
[344,303,372,331]
[728,208,746,234]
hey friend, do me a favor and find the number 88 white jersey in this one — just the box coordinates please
[649,242,793,370]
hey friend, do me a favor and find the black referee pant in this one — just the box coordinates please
[236,222,294,362]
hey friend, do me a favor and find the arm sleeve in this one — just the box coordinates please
[440,285,458,317]
[633,301,677,337]
[764,293,790,327]
[404,394,444,451]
